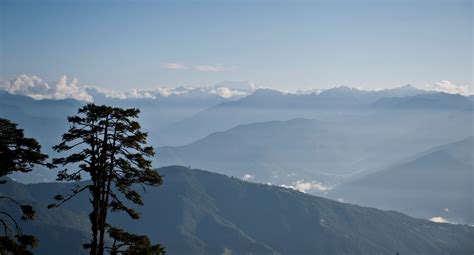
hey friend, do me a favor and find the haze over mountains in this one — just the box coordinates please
[328,137,474,225]
[162,85,472,145]
[158,113,472,184]
[2,0,472,253]
[1,166,473,255]
[1,76,473,227]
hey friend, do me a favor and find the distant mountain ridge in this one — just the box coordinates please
[2,74,439,103]
[374,92,474,110]
[1,84,473,182]
[212,80,256,92]
[162,85,471,145]
[157,113,473,191]
[217,84,430,109]
[1,166,473,254]
[329,137,474,225]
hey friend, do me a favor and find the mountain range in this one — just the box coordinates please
[328,137,474,225]
[2,84,473,184]
[162,87,472,145]
[0,166,473,254]
[222,84,427,109]
[157,113,472,189]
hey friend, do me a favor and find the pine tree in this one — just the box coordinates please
[0,118,47,254]
[107,226,165,254]
[49,104,164,255]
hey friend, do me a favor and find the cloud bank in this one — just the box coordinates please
[242,174,254,181]
[0,74,93,101]
[281,179,332,193]
[162,63,188,70]
[431,80,472,96]
[3,75,471,103]
[429,216,449,223]
[210,87,249,98]
[0,75,254,101]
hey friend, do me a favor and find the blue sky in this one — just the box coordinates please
[1,0,472,91]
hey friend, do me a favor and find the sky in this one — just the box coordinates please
[0,0,472,91]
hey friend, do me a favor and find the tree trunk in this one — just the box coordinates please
[97,179,111,255]
[90,184,99,255]
[97,117,110,255]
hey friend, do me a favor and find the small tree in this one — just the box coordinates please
[49,104,164,255]
[0,118,47,254]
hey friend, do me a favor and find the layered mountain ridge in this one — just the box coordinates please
[1,166,473,254]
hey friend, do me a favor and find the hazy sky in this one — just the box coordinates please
[1,0,472,91]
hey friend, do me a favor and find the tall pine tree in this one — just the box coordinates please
[49,104,164,255]
[0,118,47,254]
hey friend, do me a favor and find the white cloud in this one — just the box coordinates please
[1,74,93,101]
[54,76,93,101]
[127,89,156,99]
[162,63,187,70]
[87,85,249,100]
[194,65,228,72]
[222,248,232,255]
[429,216,449,223]
[1,74,49,98]
[242,174,254,181]
[89,86,174,99]
[281,179,332,193]
[213,80,255,91]
[89,87,127,99]
[1,75,252,101]
[210,87,249,98]
[431,80,472,96]
[153,87,173,97]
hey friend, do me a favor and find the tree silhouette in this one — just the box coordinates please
[0,118,47,254]
[106,226,165,254]
[49,104,164,255]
